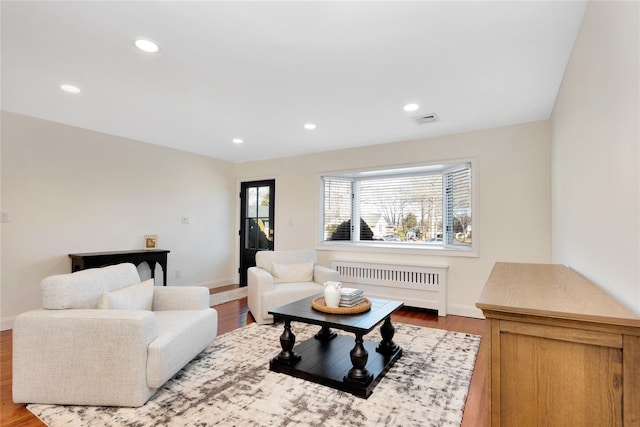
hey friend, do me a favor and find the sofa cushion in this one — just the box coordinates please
[146,309,218,388]
[97,279,154,310]
[256,249,316,275]
[272,262,314,284]
[41,263,141,309]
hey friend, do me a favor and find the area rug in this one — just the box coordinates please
[209,286,248,306]
[28,322,481,427]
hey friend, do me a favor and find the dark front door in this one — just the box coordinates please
[239,180,275,286]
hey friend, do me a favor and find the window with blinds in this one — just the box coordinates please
[321,162,473,250]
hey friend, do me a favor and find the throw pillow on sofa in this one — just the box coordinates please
[272,262,314,283]
[97,279,154,310]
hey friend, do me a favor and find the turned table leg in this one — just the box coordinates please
[377,316,401,356]
[314,325,337,341]
[345,332,373,385]
[276,320,301,366]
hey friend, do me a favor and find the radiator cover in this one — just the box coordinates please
[331,260,448,316]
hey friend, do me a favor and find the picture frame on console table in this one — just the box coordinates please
[144,234,158,249]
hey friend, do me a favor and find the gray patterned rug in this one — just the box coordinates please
[28,322,481,427]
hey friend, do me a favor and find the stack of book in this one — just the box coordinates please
[339,287,365,307]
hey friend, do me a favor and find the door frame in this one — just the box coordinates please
[236,177,277,285]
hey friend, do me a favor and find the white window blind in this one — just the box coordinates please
[323,179,352,240]
[444,164,472,247]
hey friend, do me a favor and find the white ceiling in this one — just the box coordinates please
[1,1,587,163]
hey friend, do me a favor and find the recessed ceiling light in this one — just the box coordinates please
[134,38,160,53]
[232,138,244,144]
[304,123,317,130]
[60,84,81,94]
[403,103,420,112]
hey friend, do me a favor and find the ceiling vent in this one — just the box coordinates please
[412,113,439,125]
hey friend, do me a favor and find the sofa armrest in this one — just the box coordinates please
[313,265,340,285]
[152,286,210,311]
[248,267,274,294]
[247,267,274,323]
[13,309,158,406]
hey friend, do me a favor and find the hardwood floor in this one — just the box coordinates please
[0,291,487,426]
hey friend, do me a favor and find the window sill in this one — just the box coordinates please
[316,241,478,258]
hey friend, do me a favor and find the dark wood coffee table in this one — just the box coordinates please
[268,294,403,398]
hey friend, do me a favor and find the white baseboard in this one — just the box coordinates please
[1,316,16,331]
[446,304,485,319]
[170,277,236,289]
[202,279,238,289]
[204,277,236,289]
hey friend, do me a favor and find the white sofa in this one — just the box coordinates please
[247,249,340,324]
[12,263,218,407]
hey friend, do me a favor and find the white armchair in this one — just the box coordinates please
[247,249,340,324]
[12,263,218,407]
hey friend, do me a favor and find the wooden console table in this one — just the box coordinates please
[69,249,170,286]
[476,262,640,426]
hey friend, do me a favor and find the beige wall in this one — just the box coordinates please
[0,112,236,329]
[5,0,633,327]
[235,121,552,317]
[551,1,639,313]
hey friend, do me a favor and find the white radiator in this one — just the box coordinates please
[331,260,448,316]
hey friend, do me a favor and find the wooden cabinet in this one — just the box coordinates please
[476,262,640,426]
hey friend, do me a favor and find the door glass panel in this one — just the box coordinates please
[245,218,270,249]
[258,186,270,217]
[247,187,257,217]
